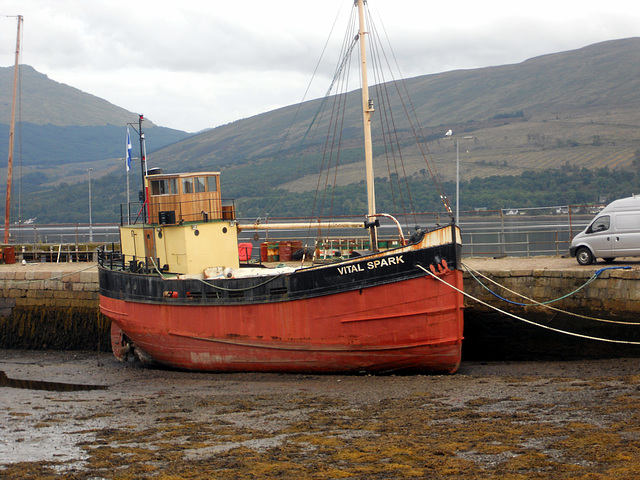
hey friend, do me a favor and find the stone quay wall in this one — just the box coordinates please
[0,264,110,351]
[463,265,640,318]
[461,258,640,360]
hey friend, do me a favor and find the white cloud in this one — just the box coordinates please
[2,0,640,132]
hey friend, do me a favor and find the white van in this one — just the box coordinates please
[570,195,640,265]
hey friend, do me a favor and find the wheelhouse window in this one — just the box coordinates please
[195,177,206,193]
[150,178,178,196]
[176,174,220,196]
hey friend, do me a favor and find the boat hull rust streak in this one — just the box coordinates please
[101,269,463,374]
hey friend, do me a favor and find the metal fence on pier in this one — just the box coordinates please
[0,204,599,262]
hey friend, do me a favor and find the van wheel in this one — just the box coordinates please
[576,247,594,265]
[603,257,615,263]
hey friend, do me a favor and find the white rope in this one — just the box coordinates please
[463,262,640,326]
[417,264,640,346]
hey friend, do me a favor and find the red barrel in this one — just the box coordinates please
[238,243,252,261]
[260,242,268,262]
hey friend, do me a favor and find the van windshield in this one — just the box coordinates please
[588,215,610,233]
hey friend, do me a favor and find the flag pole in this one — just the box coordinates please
[126,170,130,224]
[126,117,146,223]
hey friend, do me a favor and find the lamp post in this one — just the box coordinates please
[446,131,474,224]
[87,168,93,242]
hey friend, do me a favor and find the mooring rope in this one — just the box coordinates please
[416,264,640,345]
[464,263,630,306]
[463,263,640,326]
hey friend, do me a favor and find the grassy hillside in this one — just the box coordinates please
[0,65,151,127]
[151,38,640,190]
[0,65,191,190]
[4,38,640,224]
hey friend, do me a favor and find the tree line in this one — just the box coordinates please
[5,166,639,225]
[237,167,640,219]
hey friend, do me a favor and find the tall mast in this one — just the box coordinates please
[4,15,23,244]
[138,114,148,222]
[356,0,378,250]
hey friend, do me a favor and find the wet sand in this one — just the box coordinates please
[1,350,639,479]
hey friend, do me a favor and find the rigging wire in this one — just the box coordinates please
[365,7,415,226]
[312,1,457,230]
[367,2,454,220]
[262,0,458,247]
[295,6,359,243]
[326,65,352,219]
[262,0,350,220]
[309,7,358,232]
[265,4,360,244]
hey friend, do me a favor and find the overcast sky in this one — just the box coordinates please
[2,1,640,133]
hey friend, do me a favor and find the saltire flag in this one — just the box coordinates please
[126,127,132,171]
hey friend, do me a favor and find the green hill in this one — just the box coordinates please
[0,65,190,187]
[149,38,640,195]
[4,38,640,224]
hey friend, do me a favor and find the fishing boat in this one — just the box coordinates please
[98,0,464,374]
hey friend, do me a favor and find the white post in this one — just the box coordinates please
[447,134,473,225]
[88,168,93,242]
[126,166,130,225]
[456,138,460,224]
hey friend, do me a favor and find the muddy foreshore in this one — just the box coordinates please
[1,350,639,479]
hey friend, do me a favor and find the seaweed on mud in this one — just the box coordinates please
[4,368,640,479]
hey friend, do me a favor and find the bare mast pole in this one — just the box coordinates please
[138,114,148,222]
[4,15,23,244]
[356,0,378,251]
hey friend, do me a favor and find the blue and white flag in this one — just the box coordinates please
[126,127,132,171]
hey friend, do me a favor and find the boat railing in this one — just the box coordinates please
[96,244,124,270]
[96,233,415,271]
[97,247,166,274]
[120,199,236,226]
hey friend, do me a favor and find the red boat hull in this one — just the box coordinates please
[101,269,463,374]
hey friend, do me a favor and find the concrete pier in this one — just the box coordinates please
[0,257,639,357]
[460,256,640,360]
[0,262,108,351]
[462,256,640,317]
